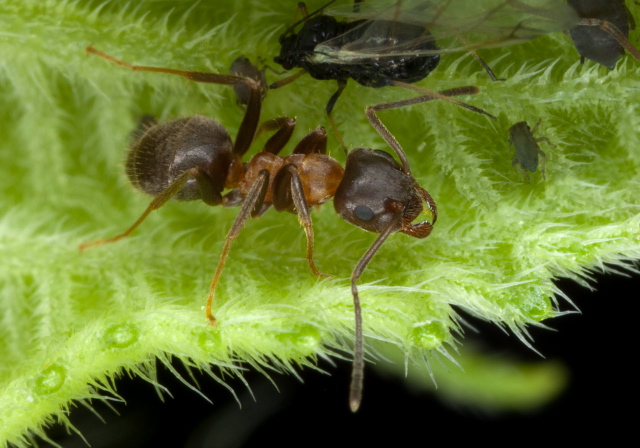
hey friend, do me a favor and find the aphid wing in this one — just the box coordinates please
[313,0,579,64]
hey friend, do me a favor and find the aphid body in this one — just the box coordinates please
[229,56,268,107]
[272,0,582,127]
[568,0,637,69]
[275,12,441,89]
[508,120,554,182]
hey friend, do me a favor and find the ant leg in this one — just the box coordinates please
[272,165,330,278]
[365,86,483,176]
[365,105,412,176]
[79,167,214,252]
[577,18,640,63]
[292,126,328,155]
[86,46,260,89]
[326,79,348,154]
[86,46,264,158]
[349,209,404,412]
[257,117,297,154]
[206,170,270,325]
[389,80,496,119]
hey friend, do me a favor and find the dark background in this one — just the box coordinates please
[44,270,638,447]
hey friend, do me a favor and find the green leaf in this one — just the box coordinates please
[1,0,639,444]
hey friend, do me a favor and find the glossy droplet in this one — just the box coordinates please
[34,364,66,395]
[410,322,448,350]
[104,323,139,349]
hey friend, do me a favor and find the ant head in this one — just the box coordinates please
[334,148,430,236]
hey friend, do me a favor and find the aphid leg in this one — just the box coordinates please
[206,170,270,326]
[512,156,531,183]
[273,164,330,278]
[269,69,307,89]
[537,149,547,181]
[79,168,214,252]
[349,211,404,412]
[450,30,504,81]
[531,120,554,181]
[256,117,297,155]
[294,1,310,21]
[469,50,504,81]
[288,0,337,28]
[577,18,640,63]
[326,79,349,154]
[389,80,497,119]
[292,126,328,155]
[530,119,541,134]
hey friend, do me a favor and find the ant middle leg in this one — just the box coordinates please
[257,117,298,155]
[273,164,331,279]
[206,170,271,325]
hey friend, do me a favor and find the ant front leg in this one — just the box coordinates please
[348,211,403,412]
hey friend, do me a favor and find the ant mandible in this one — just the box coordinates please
[81,45,457,411]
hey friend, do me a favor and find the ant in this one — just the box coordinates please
[80,45,476,411]
[567,0,640,69]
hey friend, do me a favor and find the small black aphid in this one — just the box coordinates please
[509,120,555,182]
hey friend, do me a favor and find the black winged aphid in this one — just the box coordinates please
[272,0,579,138]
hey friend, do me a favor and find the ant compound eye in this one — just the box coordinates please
[355,205,375,222]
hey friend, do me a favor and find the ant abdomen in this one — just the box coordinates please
[334,148,425,234]
[126,115,234,203]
